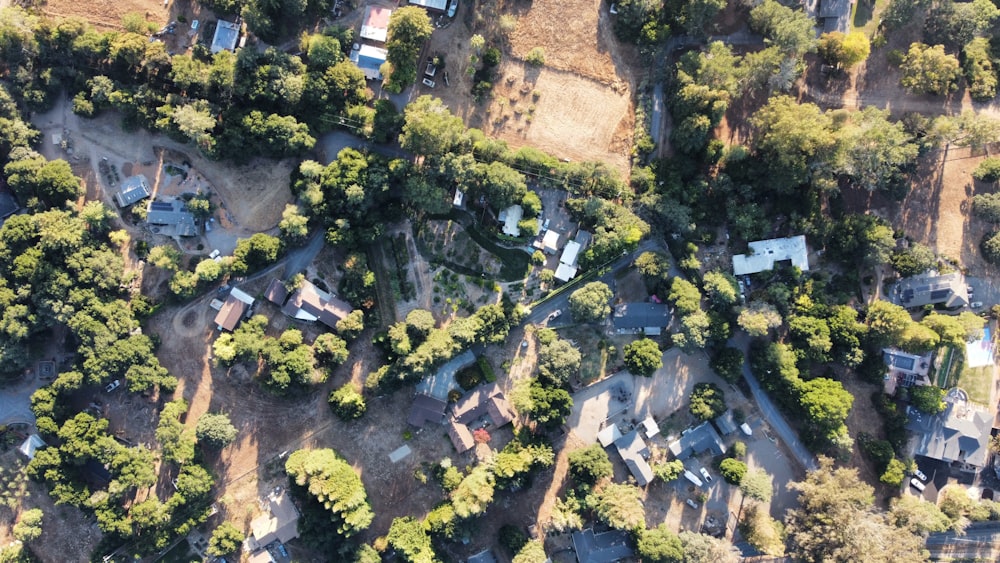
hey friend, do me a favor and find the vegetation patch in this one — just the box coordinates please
[558,325,618,384]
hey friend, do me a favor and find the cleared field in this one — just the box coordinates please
[957,361,992,406]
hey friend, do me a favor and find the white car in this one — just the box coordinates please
[105,379,121,392]
[548,310,562,321]
[447,0,458,17]
[971,301,983,309]
[699,467,712,482]
[910,478,926,492]
[685,498,699,509]
[914,469,928,482]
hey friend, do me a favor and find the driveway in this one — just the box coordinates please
[317,131,410,164]
[0,371,43,429]
[966,277,999,311]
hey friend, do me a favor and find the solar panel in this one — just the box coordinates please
[149,201,173,211]
[930,289,950,300]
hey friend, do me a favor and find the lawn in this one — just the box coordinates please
[957,357,993,406]
[558,325,620,384]
[852,0,890,34]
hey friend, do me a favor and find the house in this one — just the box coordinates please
[890,271,969,310]
[668,421,726,460]
[614,430,654,486]
[907,391,992,473]
[407,0,448,13]
[612,303,671,336]
[819,0,851,33]
[554,263,578,283]
[882,348,933,395]
[407,394,448,427]
[214,287,254,331]
[571,528,634,563]
[18,434,46,460]
[246,490,300,552]
[350,44,388,80]
[732,235,810,276]
[211,19,240,53]
[597,423,623,447]
[447,383,516,453]
[713,410,738,436]
[541,229,561,254]
[264,278,289,306]
[359,6,392,43]
[498,204,523,236]
[641,415,660,438]
[281,279,353,329]
[147,200,198,237]
[115,174,151,207]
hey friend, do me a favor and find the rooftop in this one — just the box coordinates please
[447,382,515,453]
[407,0,449,12]
[612,303,671,334]
[448,419,476,453]
[214,294,248,331]
[18,434,45,460]
[560,240,581,267]
[281,279,353,329]
[571,528,633,563]
[248,491,299,551]
[732,235,809,276]
[542,229,561,254]
[890,270,969,309]
[147,199,198,237]
[359,6,392,42]
[499,204,523,236]
[714,410,738,436]
[350,44,388,80]
[210,19,240,54]
[554,262,578,282]
[908,393,992,469]
[614,430,654,486]
[668,421,727,460]
[265,278,289,305]
[407,394,448,427]
[115,175,151,207]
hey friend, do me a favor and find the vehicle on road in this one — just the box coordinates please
[548,310,562,321]
[105,379,121,392]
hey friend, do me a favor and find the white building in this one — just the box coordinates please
[732,235,809,276]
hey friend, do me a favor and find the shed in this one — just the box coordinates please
[265,278,289,305]
[640,416,660,438]
[596,423,622,447]
[115,175,151,207]
[359,6,392,42]
[498,204,523,236]
[214,295,248,331]
[453,189,465,208]
[554,262,578,283]
[714,410,738,436]
[211,19,240,54]
[18,434,46,460]
[408,0,448,12]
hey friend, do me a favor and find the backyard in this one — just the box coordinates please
[556,325,621,385]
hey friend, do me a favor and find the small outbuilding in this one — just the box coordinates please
[211,19,240,54]
[115,175,151,207]
[360,6,392,42]
[350,44,388,80]
[18,434,46,460]
[732,235,809,276]
[541,229,561,254]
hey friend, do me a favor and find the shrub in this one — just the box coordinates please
[973,192,1000,223]
[973,157,1000,182]
[329,384,367,420]
[982,231,1000,263]
[689,382,726,421]
[719,458,747,485]
[525,47,546,66]
[195,413,238,448]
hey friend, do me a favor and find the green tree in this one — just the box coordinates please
[740,468,773,502]
[568,444,613,486]
[909,385,946,414]
[232,233,282,275]
[314,333,350,366]
[818,31,871,68]
[336,310,365,340]
[741,504,786,556]
[653,460,684,482]
[285,448,374,537]
[668,278,702,316]
[900,43,961,95]
[538,339,582,386]
[973,157,1000,182]
[678,531,740,563]
[689,382,726,421]
[157,399,196,465]
[385,7,434,91]
[623,338,662,376]
[400,95,467,157]
[451,465,495,518]
[738,302,782,337]
[329,384,367,420]
[4,157,82,209]
[711,347,745,383]
[983,230,1000,263]
[865,300,913,345]
[195,413,238,448]
[637,524,684,563]
[702,271,739,308]
[751,95,835,193]
[172,101,216,149]
[880,458,907,486]
[587,482,646,530]
[388,516,438,562]
[207,521,244,557]
[890,243,937,276]
[799,378,854,445]
[749,0,817,56]
[512,540,547,563]
[888,495,953,535]
[835,107,918,193]
[569,281,613,323]
[278,204,309,244]
[719,458,748,485]
[12,508,42,542]
[963,37,997,101]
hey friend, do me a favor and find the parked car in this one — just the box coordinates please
[447,0,458,17]
[685,498,699,509]
[548,310,562,321]
[910,478,926,492]
[971,301,983,309]
[277,544,288,557]
[699,467,713,482]
[105,379,121,393]
[914,469,928,482]
[422,77,436,88]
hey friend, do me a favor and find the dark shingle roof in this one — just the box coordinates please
[613,303,671,329]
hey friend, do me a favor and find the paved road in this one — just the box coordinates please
[651,83,664,148]
[0,372,42,429]
[729,332,819,472]
[282,231,325,281]
[317,131,410,164]
[927,522,1000,558]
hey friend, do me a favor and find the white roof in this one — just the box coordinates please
[542,230,561,253]
[554,262,578,282]
[18,434,45,459]
[210,20,240,54]
[229,287,255,305]
[408,0,448,11]
[500,204,523,236]
[641,416,660,438]
[359,6,392,42]
[560,240,581,266]
[732,235,809,276]
[597,423,622,447]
